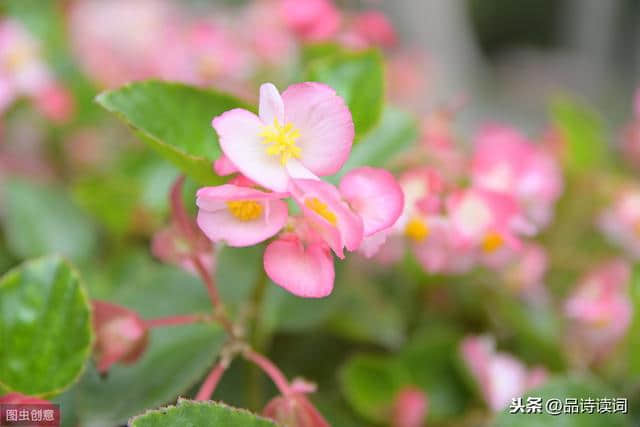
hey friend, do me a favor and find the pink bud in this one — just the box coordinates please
[351,11,397,48]
[263,394,330,427]
[392,387,428,427]
[92,300,148,373]
[34,84,74,123]
[0,393,50,405]
[151,223,215,276]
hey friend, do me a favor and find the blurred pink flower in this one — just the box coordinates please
[280,0,341,42]
[564,259,633,354]
[447,188,526,254]
[34,83,74,123]
[460,335,548,411]
[391,387,428,427]
[92,300,149,373]
[599,188,640,258]
[350,10,397,48]
[0,19,56,112]
[158,20,253,94]
[262,380,330,427]
[471,124,563,230]
[212,82,354,192]
[68,0,177,87]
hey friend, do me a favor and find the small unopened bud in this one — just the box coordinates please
[92,300,148,373]
[263,393,329,427]
[392,387,428,427]
[151,223,215,276]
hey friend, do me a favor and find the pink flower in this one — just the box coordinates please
[339,167,404,237]
[564,260,633,354]
[0,19,54,111]
[196,184,289,247]
[34,83,74,123]
[391,387,428,427]
[470,125,563,230]
[92,300,148,373]
[350,11,397,48]
[280,0,341,41]
[460,335,548,412]
[290,178,363,258]
[212,82,354,192]
[599,188,640,259]
[158,20,253,94]
[447,188,525,254]
[262,383,330,427]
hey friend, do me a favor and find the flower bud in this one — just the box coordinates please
[392,387,428,427]
[262,393,329,427]
[92,300,148,373]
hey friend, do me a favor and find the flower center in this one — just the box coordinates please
[305,197,337,225]
[260,118,301,165]
[405,217,429,242]
[482,232,503,253]
[227,200,263,221]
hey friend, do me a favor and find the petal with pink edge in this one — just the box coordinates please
[213,108,290,191]
[340,167,404,236]
[213,154,238,176]
[259,82,284,124]
[282,82,354,176]
[264,237,335,298]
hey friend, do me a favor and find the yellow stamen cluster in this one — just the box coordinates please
[227,200,263,221]
[305,197,337,225]
[482,232,504,253]
[405,217,429,242]
[260,118,301,165]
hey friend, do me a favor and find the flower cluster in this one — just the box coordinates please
[196,82,403,297]
[376,117,563,295]
[0,19,72,121]
[66,0,415,103]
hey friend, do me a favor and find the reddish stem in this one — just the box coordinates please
[243,349,291,396]
[195,360,229,401]
[145,314,202,329]
[170,175,197,242]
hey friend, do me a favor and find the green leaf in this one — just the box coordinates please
[399,326,470,421]
[73,261,226,426]
[1,180,99,262]
[307,49,384,140]
[628,264,640,375]
[329,108,418,182]
[340,354,411,423]
[0,256,93,397]
[550,97,609,174]
[493,376,629,427]
[130,399,277,427]
[96,80,253,184]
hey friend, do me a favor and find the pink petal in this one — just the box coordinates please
[213,108,290,192]
[282,82,354,176]
[339,167,404,236]
[213,154,239,176]
[259,82,285,124]
[264,237,335,298]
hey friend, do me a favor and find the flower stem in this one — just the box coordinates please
[195,359,230,401]
[168,175,234,335]
[145,314,203,329]
[243,348,291,396]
